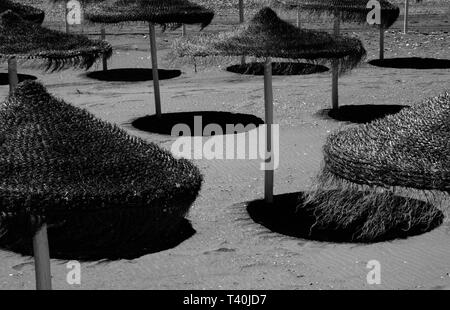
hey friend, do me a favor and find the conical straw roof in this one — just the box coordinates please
[323,92,450,192]
[0,10,112,71]
[0,81,203,216]
[275,0,400,28]
[173,7,366,73]
[1,0,45,24]
[83,0,214,29]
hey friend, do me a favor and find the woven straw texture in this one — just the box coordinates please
[323,92,450,192]
[0,10,112,71]
[173,7,366,73]
[80,0,214,29]
[0,81,203,217]
[275,0,400,28]
[0,0,45,24]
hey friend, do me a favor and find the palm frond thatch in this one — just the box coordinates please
[275,0,400,28]
[305,92,450,241]
[0,80,203,216]
[0,0,45,24]
[173,7,366,74]
[0,10,112,71]
[81,0,214,30]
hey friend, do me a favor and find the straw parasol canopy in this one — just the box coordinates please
[174,7,366,71]
[305,91,449,241]
[173,7,366,203]
[0,0,45,24]
[80,0,214,118]
[275,0,400,28]
[84,0,214,28]
[0,10,112,71]
[322,92,450,193]
[0,80,203,286]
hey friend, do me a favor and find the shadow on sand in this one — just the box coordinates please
[85,68,182,82]
[132,111,264,136]
[226,62,329,76]
[0,209,196,261]
[369,57,450,69]
[0,73,37,85]
[316,104,408,124]
[246,192,443,243]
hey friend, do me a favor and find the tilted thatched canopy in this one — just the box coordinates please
[83,0,214,29]
[0,10,112,71]
[275,0,400,28]
[173,7,366,73]
[305,92,449,241]
[0,80,203,216]
[323,92,450,192]
[0,0,45,24]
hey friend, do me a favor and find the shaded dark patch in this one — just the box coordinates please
[316,104,408,124]
[0,73,37,85]
[0,207,196,261]
[132,111,264,136]
[369,58,450,69]
[85,68,182,82]
[226,62,329,76]
[246,191,443,243]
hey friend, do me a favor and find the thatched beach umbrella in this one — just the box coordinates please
[81,0,214,118]
[0,0,45,24]
[0,80,203,289]
[0,10,112,91]
[307,91,449,241]
[276,0,399,109]
[173,7,366,203]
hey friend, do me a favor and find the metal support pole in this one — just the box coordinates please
[32,216,52,290]
[149,23,162,118]
[8,57,18,93]
[264,58,274,204]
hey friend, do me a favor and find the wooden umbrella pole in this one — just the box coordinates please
[264,57,274,204]
[403,0,409,33]
[182,24,187,37]
[379,24,385,60]
[8,57,19,93]
[239,0,246,66]
[31,216,52,290]
[331,9,340,110]
[149,23,162,118]
[65,0,70,33]
[101,27,108,71]
[296,10,301,28]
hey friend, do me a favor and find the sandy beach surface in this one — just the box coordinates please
[0,0,449,290]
